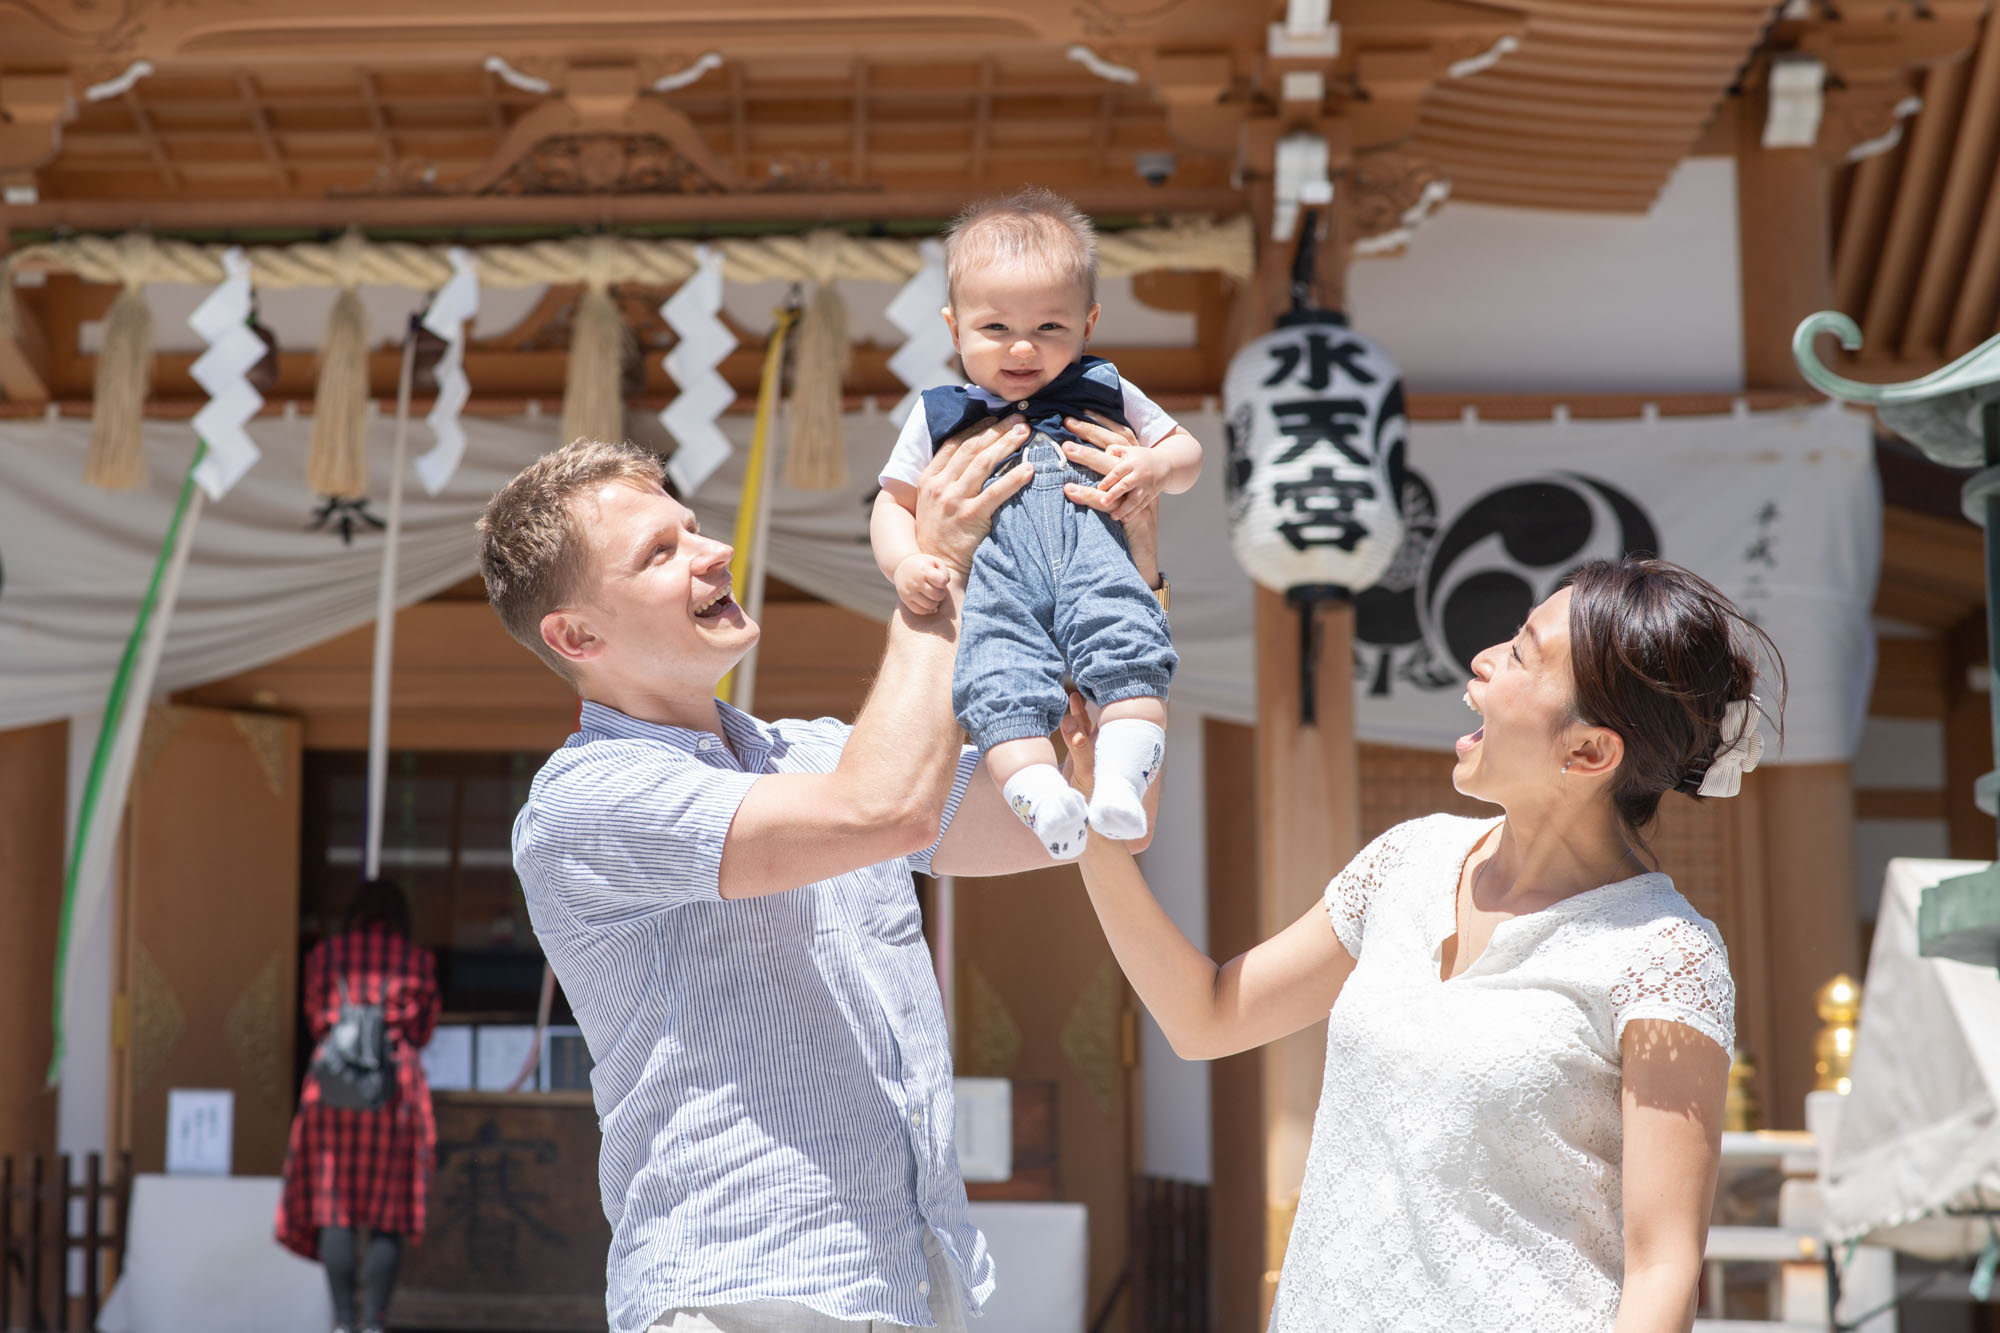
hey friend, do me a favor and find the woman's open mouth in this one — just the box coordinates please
[1455,690,1483,755]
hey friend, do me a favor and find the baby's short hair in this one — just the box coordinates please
[943,187,1099,308]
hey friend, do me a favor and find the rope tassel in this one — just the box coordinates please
[563,281,629,445]
[784,232,852,491]
[85,283,154,490]
[307,284,370,497]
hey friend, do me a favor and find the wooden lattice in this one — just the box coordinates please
[1356,743,1752,960]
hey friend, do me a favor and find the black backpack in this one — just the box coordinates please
[310,976,392,1111]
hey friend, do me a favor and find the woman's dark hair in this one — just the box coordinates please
[1561,558,1786,834]
[342,876,412,939]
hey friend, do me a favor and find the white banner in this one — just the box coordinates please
[1340,405,1880,762]
[0,404,1878,763]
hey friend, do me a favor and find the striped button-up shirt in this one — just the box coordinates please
[513,700,992,1332]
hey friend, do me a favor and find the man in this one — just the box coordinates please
[475,417,1158,1333]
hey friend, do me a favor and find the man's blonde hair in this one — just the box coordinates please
[476,437,667,680]
[943,186,1099,308]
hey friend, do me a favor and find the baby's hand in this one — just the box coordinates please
[1094,444,1173,524]
[894,552,952,614]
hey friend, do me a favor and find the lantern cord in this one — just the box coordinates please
[1298,598,1318,726]
[1290,206,1321,315]
[1288,584,1349,729]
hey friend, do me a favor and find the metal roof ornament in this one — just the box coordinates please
[1796,312,2000,969]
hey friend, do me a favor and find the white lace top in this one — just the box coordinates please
[1268,814,1734,1332]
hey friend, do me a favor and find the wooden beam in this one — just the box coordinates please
[121,88,180,191]
[1900,16,2000,361]
[1831,149,1897,326]
[1944,161,2000,357]
[236,71,294,190]
[0,285,52,404]
[0,184,1246,234]
[1861,54,1971,354]
[971,57,994,182]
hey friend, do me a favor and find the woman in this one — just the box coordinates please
[278,877,440,1333]
[1069,558,1777,1332]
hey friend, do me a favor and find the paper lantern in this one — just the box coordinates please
[1222,310,1408,599]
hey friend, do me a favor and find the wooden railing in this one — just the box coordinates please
[0,1153,132,1333]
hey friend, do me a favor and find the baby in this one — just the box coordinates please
[871,188,1203,859]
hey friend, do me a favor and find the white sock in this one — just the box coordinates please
[1088,719,1166,840]
[1002,763,1090,862]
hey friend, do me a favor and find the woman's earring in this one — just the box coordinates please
[1562,760,1572,773]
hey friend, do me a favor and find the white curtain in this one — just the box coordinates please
[0,403,1877,760]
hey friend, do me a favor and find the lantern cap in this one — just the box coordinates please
[1276,307,1349,330]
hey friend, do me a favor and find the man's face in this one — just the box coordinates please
[547,477,758,696]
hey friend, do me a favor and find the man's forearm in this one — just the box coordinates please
[836,579,967,828]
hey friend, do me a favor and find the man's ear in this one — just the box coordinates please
[541,608,602,667]
[1565,725,1624,781]
[941,304,959,350]
[1083,302,1100,344]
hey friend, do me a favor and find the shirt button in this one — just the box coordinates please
[918,1281,931,1296]
[1015,400,1029,410]
[909,1108,923,1127]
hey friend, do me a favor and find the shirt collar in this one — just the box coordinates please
[576,697,777,768]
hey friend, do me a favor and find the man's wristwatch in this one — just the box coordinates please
[1151,571,1169,614]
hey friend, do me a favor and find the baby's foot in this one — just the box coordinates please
[1002,764,1091,861]
[1087,718,1166,840]
[1087,779,1148,841]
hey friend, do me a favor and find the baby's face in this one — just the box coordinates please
[944,262,1099,402]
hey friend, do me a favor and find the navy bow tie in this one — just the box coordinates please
[920,355,1129,454]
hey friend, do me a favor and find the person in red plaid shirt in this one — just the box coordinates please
[277,878,440,1333]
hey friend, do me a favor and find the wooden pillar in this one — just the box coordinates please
[1204,719,1264,1332]
[1945,611,1997,861]
[0,722,65,1163]
[1734,89,1834,390]
[1754,765,1861,1125]
[1735,85,1860,1126]
[1253,590,1362,1318]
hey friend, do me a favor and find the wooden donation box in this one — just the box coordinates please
[392,1090,611,1332]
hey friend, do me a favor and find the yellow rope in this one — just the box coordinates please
[718,305,800,707]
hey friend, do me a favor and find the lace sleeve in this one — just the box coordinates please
[1321,823,1409,958]
[1609,915,1735,1053]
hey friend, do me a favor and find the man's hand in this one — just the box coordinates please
[915,415,1032,579]
[894,551,952,615]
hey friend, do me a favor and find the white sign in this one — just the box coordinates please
[474,1024,537,1092]
[421,1025,474,1092]
[954,1077,1013,1183]
[165,1088,234,1176]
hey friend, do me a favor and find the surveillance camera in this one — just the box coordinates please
[1135,151,1178,187]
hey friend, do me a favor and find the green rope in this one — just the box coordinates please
[47,442,206,1084]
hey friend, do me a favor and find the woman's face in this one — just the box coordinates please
[1453,587,1587,805]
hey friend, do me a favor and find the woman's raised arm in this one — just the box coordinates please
[1067,698,1356,1059]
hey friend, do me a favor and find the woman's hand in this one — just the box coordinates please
[915,415,1032,578]
[1059,691,1096,801]
[1061,413,1162,587]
